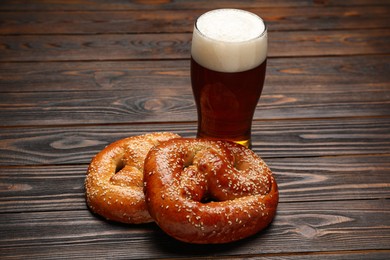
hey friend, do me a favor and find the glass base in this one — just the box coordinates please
[197,134,251,149]
[235,139,251,148]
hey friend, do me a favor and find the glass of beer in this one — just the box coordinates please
[191,9,267,148]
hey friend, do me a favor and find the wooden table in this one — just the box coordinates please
[1,0,389,259]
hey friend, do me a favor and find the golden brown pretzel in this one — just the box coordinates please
[144,138,278,243]
[85,132,181,224]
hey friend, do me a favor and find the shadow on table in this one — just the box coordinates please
[149,224,274,257]
[88,208,276,257]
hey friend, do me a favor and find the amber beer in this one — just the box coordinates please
[191,9,268,147]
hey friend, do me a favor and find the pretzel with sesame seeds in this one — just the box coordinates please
[85,132,181,224]
[144,138,278,244]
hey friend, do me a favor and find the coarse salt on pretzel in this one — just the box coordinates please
[144,138,278,244]
[85,132,181,224]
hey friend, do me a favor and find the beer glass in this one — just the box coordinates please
[191,9,267,148]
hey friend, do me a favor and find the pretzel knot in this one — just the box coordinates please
[85,132,181,224]
[144,138,279,244]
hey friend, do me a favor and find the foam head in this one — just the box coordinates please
[191,9,267,73]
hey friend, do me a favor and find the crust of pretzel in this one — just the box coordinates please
[144,138,278,243]
[85,132,181,224]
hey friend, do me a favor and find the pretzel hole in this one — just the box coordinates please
[115,160,125,174]
[200,196,219,204]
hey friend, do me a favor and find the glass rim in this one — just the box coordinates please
[194,8,267,44]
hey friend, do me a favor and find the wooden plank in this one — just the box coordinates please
[0,165,87,213]
[0,154,389,213]
[0,56,389,126]
[0,245,388,260]
[0,68,390,126]
[270,155,390,202]
[0,200,388,259]
[0,0,388,11]
[0,60,191,92]
[0,29,389,62]
[0,118,389,166]
[270,29,390,58]
[1,6,389,35]
[250,118,390,157]
[0,88,197,125]
[1,56,388,93]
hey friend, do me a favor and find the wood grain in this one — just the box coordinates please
[1,6,389,35]
[1,29,389,62]
[0,56,389,126]
[0,118,389,166]
[1,56,388,92]
[1,154,389,213]
[0,81,388,126]
[0,200,388,259]
[0,0,389,259]
[0,0,388,11]
[0,165,87,213]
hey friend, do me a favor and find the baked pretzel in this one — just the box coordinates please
[144,138,278,243]
[85,132,181,224]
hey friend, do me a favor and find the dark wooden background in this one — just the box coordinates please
[0,0,389,259]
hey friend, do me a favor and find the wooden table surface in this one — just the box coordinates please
[1,0,389,259]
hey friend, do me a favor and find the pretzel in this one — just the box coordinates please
[85,132,181,224]
[144,138,278,243]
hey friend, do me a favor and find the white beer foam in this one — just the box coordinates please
[191,9,267,73]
